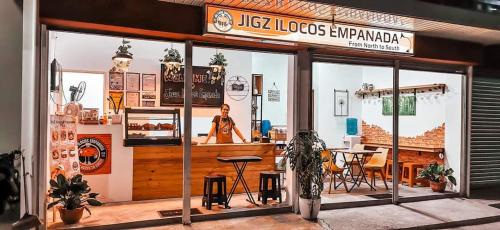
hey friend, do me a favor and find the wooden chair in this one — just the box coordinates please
[364,148,389,190]
[401,163,424,187]
[321,150,348,193]
[386,159,404,182]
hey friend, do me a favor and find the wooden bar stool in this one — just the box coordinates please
[202,175,227,210]
[258,171,282,205]
[385,160,404,182]
[401,163,424,187]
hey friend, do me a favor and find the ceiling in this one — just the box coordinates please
[160,0,500,45]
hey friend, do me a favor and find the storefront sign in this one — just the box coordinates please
[77,134,112,175]
[160,65,224,107]
[205,5,414,54]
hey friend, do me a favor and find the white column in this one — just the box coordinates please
[21,0,38,219]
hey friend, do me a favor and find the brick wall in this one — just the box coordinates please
[361,121,445,148]
[362,121,445,165]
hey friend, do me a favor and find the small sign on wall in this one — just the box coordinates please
[267,83,280,102]
[77,134,112,175]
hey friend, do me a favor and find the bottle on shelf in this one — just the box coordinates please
[102,112,108,125]
[107,112,112,125]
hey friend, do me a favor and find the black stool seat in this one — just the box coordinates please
[202,174,227,210]
[258,171,282,205]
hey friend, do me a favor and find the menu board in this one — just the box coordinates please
[49,115,80,179]
[160,65,224,107]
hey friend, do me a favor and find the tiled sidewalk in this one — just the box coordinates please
[318,198,500,230]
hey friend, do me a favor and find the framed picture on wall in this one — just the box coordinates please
[108,91,124,110]
[334,89,349,116]
[142,100,155,107]
[142,92,156,100]
[109,72,124,90]
[126,92,140,107]
[142,74,156,91]
[126,72,140,91]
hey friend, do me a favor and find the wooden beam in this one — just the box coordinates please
[40,18,303,53]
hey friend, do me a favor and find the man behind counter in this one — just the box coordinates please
[203,104,248,144]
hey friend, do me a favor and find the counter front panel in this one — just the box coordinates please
[132,143,276,200]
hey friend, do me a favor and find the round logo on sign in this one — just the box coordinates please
[213,10,233,32]
[78,137,108,173]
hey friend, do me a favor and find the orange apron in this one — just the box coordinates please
[216,117,234,144]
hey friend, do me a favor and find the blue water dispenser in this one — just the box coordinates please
[346,118,358,135]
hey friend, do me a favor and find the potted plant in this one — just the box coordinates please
[283,130,326,220]
[160,48,183,76]
[112,39,133,72]
[47,174,103,224]
[208,51,227,85]
[417,162,456,193]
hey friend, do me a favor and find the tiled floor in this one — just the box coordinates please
[141,214,322,230]
[46,178,455,229]
[321,178,453,203]
[318,198,500,230]
[47,192,289,229]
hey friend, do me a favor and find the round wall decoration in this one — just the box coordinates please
[77,134,112,174]
[226,76,249,101]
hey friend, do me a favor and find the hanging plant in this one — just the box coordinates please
[116,39,133,57]
[209,51,227,85]
[161,48,183,77]
[112,39,133,72]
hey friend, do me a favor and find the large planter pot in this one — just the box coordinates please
[430,181,447,193]
[59,207,84,224]
[299,197,321,220]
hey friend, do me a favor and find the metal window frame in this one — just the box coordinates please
[35,28,299,226]
[311,54,470,205]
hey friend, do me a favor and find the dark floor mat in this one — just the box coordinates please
[366,194,401,199]
[489,203,500,209]
[158,208,202,217]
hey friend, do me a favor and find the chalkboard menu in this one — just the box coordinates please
[160,65,225,107]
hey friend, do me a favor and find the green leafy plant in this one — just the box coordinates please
[417,162,457,185]
[209,52,227,66]
[47,174,102,215]
[283,130,326,199]
[116,39,132,57]
[160,48,183,63]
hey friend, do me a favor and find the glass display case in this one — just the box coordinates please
[124,108,181,146]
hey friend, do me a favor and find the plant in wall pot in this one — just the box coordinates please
[417,162,456,193]
[47,174,103,224]
[208,51,227,85]
[112,39,133,72]
[160,47,183,77]
[284,130,326,220]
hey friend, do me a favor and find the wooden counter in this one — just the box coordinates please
[132,143,276,201]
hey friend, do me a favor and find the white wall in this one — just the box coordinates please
[360,66,394,134]
[0,0,22,222]
[76,125,134,202]
[313,63,363,147]
[253,52,289,126]
[50,32,290,140]
[0,0,22,153]
[192,47,253,140]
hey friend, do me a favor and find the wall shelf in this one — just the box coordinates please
[355,84,447,98]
